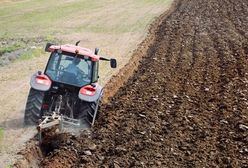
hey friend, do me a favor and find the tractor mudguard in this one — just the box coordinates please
[78,84,103,102]
[30,72,52,91]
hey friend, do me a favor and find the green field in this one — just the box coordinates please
[0,0,172,39]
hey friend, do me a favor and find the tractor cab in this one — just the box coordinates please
[44,43,116,88]
[44,43,101,88]
[45,51,96,87]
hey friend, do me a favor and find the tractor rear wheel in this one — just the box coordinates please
[78,101,98,128]
[24,88,45,125]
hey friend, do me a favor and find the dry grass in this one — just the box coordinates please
[0,0,171,38]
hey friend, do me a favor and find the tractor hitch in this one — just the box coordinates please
[37,112,80,143]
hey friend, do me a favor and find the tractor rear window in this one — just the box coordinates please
[45,52,92,87]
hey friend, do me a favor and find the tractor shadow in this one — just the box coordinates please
[0,118,25,130]
[0,110,26,130]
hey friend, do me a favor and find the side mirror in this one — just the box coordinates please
[95,48,99,55]
[45,43,54,52]
[110,59,117,68]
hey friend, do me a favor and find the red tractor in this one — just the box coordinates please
[24,42,116,129]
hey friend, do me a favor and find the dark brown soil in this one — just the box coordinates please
[16,0,248,167]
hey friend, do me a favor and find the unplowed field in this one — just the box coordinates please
[16,0,248,167]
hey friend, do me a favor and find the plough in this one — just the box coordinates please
[37,112,80,143]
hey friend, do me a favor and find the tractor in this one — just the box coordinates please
[24,41,116,129]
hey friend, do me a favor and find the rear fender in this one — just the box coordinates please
[79,84,103,102]
[30,72,52,91]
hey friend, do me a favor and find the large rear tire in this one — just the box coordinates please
[24,88,45,125]
[78,101,98,128]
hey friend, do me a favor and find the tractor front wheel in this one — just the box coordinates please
[24,88,45,125]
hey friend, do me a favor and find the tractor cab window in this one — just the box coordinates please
[92,61,99,83]
[45,52,92,87]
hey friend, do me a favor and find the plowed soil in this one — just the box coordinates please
[16,0,248,167]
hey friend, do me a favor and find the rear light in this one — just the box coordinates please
[42,104,49,110]
[35,74,51,86]
[80,85,96,96]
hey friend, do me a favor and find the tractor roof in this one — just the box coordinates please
[48,44,100,61]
